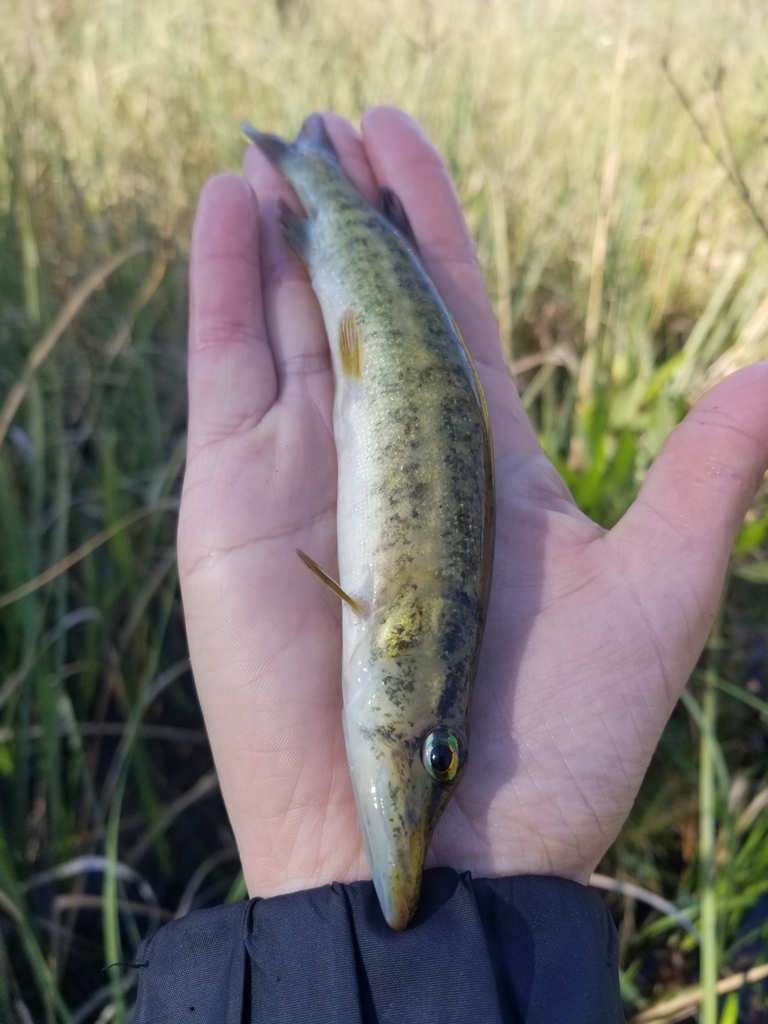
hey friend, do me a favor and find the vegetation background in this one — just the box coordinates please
[1,0,767,1020]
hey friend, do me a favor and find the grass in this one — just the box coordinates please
[1,0,768,1019]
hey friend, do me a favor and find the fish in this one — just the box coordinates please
[243,115,494,930]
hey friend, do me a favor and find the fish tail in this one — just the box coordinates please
[296,114,340,163]
[242,115,340,171]
[243,117,348,221]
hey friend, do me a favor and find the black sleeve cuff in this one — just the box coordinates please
[133,868,624,1023]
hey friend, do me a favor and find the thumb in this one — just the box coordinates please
[610,361,768,683]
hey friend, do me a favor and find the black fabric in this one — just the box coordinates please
[132,899,248,1024]
[133,869,624,1023]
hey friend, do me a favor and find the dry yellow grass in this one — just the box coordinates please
[2,0,767,391]
[2,1,768,1020]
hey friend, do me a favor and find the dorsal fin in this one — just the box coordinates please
[380,187,419,250]
[277,198,309,264]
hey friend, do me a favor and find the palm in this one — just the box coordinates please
[179,107,768,899]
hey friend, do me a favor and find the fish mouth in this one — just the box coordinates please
[369,793,425,931]
[350,744,448,930]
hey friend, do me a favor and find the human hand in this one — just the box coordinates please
[178,107,768,899]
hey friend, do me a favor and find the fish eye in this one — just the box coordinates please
[422,729,461,783]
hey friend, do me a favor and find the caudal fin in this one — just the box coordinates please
[296,114,340,162]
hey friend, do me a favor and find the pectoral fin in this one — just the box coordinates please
[297,549,366,615]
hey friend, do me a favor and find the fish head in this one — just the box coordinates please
[344,674,468,930]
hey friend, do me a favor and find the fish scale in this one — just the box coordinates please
[244,116,494,929]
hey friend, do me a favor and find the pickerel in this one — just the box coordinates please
[244,116,494,930]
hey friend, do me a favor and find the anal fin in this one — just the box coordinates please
[297,549,367,616]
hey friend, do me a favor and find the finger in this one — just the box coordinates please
[360,105,540,457]
[610,362,768,677]
[188,174,277,452]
